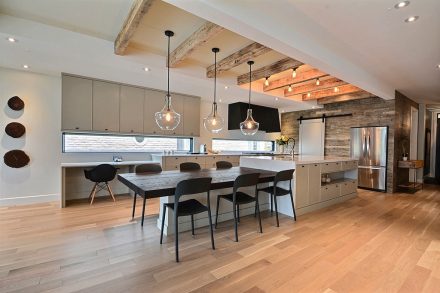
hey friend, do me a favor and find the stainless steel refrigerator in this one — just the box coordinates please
[350,126,388,192]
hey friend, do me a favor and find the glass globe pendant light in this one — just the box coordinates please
[155,30,181,131]
[240,61,259,136]
[203,47,224,133]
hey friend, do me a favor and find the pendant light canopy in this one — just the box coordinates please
[155,30,181,131]
[240,61,259,136]
[203,47,224,133]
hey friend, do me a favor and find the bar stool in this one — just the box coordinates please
[160,177,214,262]
[132,163,162,226]
[257,169,296,227]
[84,164,117,205]
[215,173,262,242]
[180,162,201,171]
[216,161,233,169]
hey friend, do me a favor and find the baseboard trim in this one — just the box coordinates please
[0,194,60,206]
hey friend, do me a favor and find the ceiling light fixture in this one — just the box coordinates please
[307,92,311,98]
[437,64,440,69]
[23,64,29,69]
[405,16,419,23]
[7,37,17,43]
[264,76,270,86]
[154,30,181,131]
[143,67,150,72]
[394,1,410,9]
[240,61,259,136]
[288,85,293,92]
[334,87,339,93]
[224,86,228,90]
[316,78,320,86]
[203,47,224,133]
[292,68,297,78]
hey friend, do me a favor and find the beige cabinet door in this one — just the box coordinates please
[144,89,165,135]
[62,76,92,131]
[183,96,201,137]
[120,85,144,134]
[166,94,184,136]
[92,81,120,132]
[295,164,309,208]
[308,163,321,204]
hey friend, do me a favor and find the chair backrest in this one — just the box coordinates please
[233,173,260,193]
[180,162,201,171]
[275,169,295,185]
[175,177,212,201]
[135,163,162,174]
[84,164,117,182]
[216,161,233,169]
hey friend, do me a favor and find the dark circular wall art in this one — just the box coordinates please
[7,96,25,111]
[5,122,26,138]
[4,150,30,168]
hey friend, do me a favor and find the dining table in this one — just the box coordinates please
[118,166,277,226]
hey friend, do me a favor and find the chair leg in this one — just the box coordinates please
[215,196,220,229]
[160,204,166,244]
[274,194,280,227]
[237,204,240,223]
[254,192,258,217]
[105,182,116,202]
[191,214,195,236]
[141,196,147,227]
[207,205,215,250]
[233,200,238,242]
[256,196,263,233]
[90,183,98,205]
[88,183,97,200]
[131,193,137,220]
[270,193,274,215]
[290,191,297,221]
[174,206,179,262]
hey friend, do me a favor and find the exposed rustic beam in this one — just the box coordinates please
[236,58,303,85]
[317,91,375,105]
[169,22,224,68]
[114,0,154,55]
[302,84,362,101]
[284,77,347,97]
[263,68,328,91]
[206,42,271,78]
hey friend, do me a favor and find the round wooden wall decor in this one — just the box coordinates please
[4,150,30,168]
[5,122,26,138]
[7,96,25,111]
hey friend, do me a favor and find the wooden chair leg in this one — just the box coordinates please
[160,204,166,244]
[105,182,116,202]
[90,184,98,205]
[89,183,97,200]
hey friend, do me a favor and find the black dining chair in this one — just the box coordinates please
[84,164,117,205]
[216,161,233,169]
[132,163,162,226]
[215,173,262,242]
[160,177,214,262]
[257,169,296,227]
[180,162,201,171]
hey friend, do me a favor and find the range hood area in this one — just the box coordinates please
[228,102,281,133]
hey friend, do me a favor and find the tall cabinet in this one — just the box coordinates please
[61,76,92,131]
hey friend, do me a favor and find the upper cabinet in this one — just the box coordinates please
[62,76,92,131]
[169,94,184,136]
[92,81,120,132]
[144,89,165,135]
[120,85,144,133]
[183,96,200,137]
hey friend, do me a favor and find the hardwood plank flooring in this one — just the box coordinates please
[1,187,439,293]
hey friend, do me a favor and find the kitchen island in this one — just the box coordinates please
[240,155,358,216]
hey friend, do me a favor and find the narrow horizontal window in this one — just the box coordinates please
[63,133,192,153]
[212,138,274,152]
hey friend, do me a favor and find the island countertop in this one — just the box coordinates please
[241,155,357,167]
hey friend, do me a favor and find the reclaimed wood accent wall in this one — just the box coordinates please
[281,97,395,193]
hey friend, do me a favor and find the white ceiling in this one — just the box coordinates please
[165,0,440,103]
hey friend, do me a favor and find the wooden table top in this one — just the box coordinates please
[118,167,276,198]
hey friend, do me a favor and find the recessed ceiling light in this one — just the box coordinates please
[437,64,440,69]
[224,86,228,90]
[394,1,410,9]
[275,97,279,101]
[219,99,222,102]
[23,64,29,69]
[405,16,419,23]
[281,110,285,113]
[7,37,17,43]
[143,67,150,72]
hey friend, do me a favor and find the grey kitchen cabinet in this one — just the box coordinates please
[144,89,165,135]
[183,96,201,137]
[308,163,321,204]
[120,85,144,134]
[92,81,120,132]
[295,164,310,208]
[62,76,92,131]
[168,94,184,136]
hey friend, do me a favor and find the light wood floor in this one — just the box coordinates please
[1,187,440,293]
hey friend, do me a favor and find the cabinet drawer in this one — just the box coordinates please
[164,156,187,166]
[188,156,206,165]
[321,162,341,173]
[342,160,358,171]
[341,180,357,195]
[224,155,240,163]
[320,183,340,201]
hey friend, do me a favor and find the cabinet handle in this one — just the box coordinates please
[75,127,79,130]
[153,131,156,134]
[105,128,108,131]
[131,130,133,133]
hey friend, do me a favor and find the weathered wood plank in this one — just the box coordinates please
[206,42,272,78]
[317,91,375,105]
[284,77,347,97]
[236,58,303,85]
[114,0,155,55]
[302,84,362,101]
[169,22,224,68]
[263,68,328,91]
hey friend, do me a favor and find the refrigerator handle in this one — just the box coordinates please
[362,134,366,157]
[367,134,371,155]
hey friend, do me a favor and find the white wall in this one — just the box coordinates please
[0,68,61,205]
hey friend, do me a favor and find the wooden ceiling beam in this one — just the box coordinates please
[317,91,375,105]
[302,84,362,101]
[263,68,328,91]
[114,0,154,55]
[236,57,303,85]
[206,42,272,78]
[169,22,224,68]
[284,77,347,97]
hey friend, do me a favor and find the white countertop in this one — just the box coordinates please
[241,155,357,165]
[61,161,158,167]
[151,153,241,157]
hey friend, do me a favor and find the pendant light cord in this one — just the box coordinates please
[214,51,217,104]
[167,34,170,110]
[248,62,252,109]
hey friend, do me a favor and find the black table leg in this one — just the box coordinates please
[141,196,147,227]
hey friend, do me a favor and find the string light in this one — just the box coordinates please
[316,78,320,86]
[292,68,297,78]
[288,85,292,92]
[264,76,270,86]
